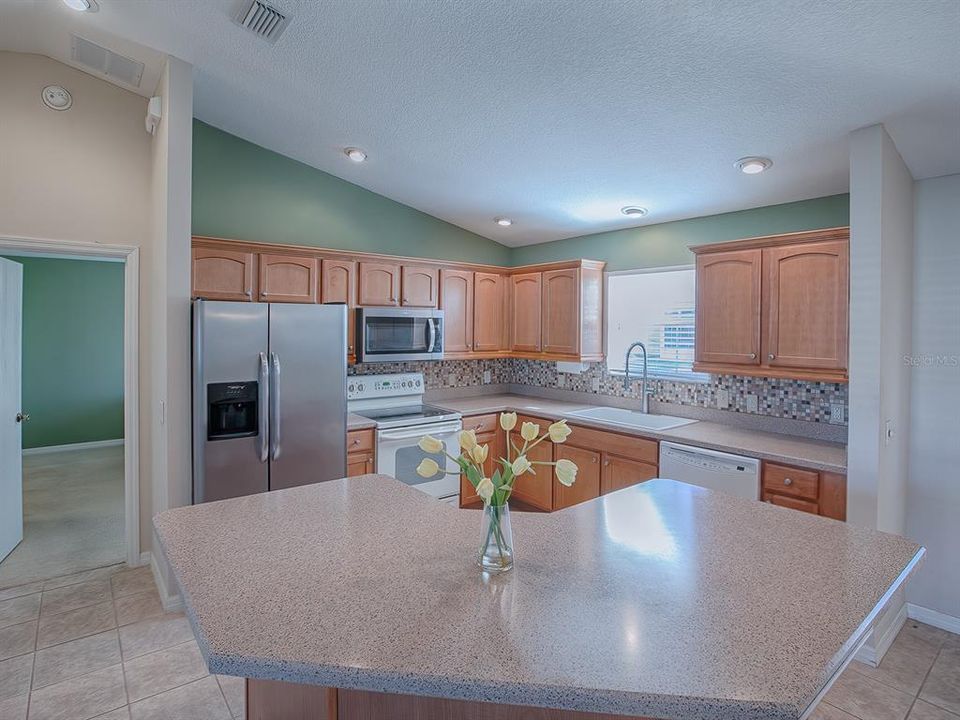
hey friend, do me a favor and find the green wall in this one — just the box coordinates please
[192,120,511,265]
[510,194,850,271]
[1,256,124,449]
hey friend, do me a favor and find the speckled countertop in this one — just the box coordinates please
[347,412,376,431]
[430,394,847,473]
[154,476,922,720]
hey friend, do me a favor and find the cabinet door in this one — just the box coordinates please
[440,269,474,354]
[695,249,761,365]
[511,429,554,511]
[474,272,507,352]
[346,452,374,477]
[459,423,505,508]
[601,455,658,495]
[762,491,819,515]
[401,265,440,307]
[259,254,318,303]
[763,240,848,371]
[346,429,375,477]
[541,268,580,355]
[192,247,256,301]
[510,272,542,352]
[321,259,358,358]
[358,262,401,306]
[553,444,600,510]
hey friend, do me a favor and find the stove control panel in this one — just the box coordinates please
[347,373,424,400]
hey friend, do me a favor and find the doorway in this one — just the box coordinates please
[0,237,139,590]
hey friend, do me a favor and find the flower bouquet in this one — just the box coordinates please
[416,412,578,572]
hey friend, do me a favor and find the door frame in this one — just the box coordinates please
[0,235,140,567]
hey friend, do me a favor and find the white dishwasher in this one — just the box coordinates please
[658,442,760,500]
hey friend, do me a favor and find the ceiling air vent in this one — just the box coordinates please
[236,0,290,43]
[70,35,144,88]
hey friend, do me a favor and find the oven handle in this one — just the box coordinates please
[426,318,437,352]
[377,420,462,443]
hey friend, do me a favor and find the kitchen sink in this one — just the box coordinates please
[564,406,698,431]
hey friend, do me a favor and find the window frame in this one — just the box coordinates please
[604,264,710,383]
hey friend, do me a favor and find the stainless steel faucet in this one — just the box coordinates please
[624,341,653,414]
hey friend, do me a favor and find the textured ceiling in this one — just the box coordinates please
[3,0,959,246]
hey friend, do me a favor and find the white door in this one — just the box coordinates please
[0,258,24,562]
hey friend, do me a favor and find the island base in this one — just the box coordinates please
[246,679,655,720]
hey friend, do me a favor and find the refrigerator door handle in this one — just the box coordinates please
[257,352,269,463]
[269,351,281,460]
[426,318,437,352]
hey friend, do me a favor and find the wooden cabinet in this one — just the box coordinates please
[320,259,357,360]
[459,413,505,508]
[358,262,401,306]
[510,272,542,352]
[601,455,658,495]
[346,429,375,477]
[763,240,848,372]
[509,415,554,511]
[692,228,849,381]
[694,249,762,366]
[541,268,580,355]
[259,254,318,303]
[401,265,439,307]
[473,272,507,352]
[760,461,847,520]
[191,247,256,301]
[440,269,474,355]
[553,444,601,510]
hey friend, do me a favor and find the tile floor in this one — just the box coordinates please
[0,560,956,720]
[0,563,242,720]
[0,446,125,589]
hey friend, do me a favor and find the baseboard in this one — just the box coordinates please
[23,438,124,456]
[855,601,907,667]
[143,551,184,613]
[907,603,960,635]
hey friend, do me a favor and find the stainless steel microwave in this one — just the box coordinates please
[356,307,444,363]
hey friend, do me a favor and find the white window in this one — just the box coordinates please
[606,266,708,381]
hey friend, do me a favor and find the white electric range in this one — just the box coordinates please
[348,373,462,504]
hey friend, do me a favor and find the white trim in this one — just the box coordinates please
[855,602,907,667]
[0,235,140,569]
[907,603,960,635]
[22,439,123,456]
[605,263,695,276]
[145,550,184,612]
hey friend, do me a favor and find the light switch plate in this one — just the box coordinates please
[830,403,846,424]
[746,394,758,413]
[482,370,491,384]
[556,374,565,388]
[717,389,730,409]
[591,377,601,392]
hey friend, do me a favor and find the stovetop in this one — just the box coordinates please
[353,404,461,429]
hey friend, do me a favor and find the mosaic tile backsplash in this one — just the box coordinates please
[349,359,848,425]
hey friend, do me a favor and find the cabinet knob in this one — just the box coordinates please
[749,353,757,359]
[783,477,793,486]
[592,456,598,463]
[261,291,269,297]
[245,289,252,298]
[768,353,776,360]
[603,460,609,467]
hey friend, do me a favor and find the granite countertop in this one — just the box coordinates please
[347,412,377,431]
[430,394,847,473]
[154,476,922,720]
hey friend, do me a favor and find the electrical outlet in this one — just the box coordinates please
[717,389,730,409]
[829,403,846,424]
[746,394,758,413]
[556,374,565,388]
[591,377,601,392]
[447,373,457,387]
[482,370,491,384]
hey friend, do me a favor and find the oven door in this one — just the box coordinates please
[377,419,462,499]
[357,308,443,363]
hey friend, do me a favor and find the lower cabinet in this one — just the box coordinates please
[553,444,601,510]
[760,461,846,520]
[510,418,554,510]
[601,455,659,495]
[459,414,505,508]
[346,429,375,477]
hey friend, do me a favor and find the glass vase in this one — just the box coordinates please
[478,502,513,573]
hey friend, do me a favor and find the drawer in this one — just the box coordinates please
[763,491,819,515]
[347,428,375,454]
[462,413,499,435]
[566,423,658,465]
[762,462,819,501]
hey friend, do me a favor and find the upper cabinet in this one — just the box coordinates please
[192,247,256,301]
[401,265,440,307]
[358,262,401,306]
[320,259,357,360]
[510,272,543,353]
[259,254,318,303]
[473,272,507,353]
[439,269,474,355]
[692,228,849,382]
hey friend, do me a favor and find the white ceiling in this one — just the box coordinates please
[3,0,959,246]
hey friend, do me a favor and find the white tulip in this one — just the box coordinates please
[548,420,572,443]
[459,429,478,451]
[470,443,489,464]
[555,458,578,487]
[418,435,444,454]
[416,458,440,478]
[511,455,532,476]
[520,421,539,442]
[499,412,518,431]
[476,477,495,503]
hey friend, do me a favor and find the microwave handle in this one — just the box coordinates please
[427,318,437,352]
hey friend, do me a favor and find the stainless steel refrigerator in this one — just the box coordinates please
[192,300,347,504]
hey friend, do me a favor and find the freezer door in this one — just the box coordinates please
[268,304,347,490]
[193,300,270,503]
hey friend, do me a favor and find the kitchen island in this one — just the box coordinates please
[153,476,922,720]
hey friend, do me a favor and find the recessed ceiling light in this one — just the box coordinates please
[62,0,97,11]
[620,206,648,217]
[495,217,513,227]
[735,156,773,174]
[344,147,367,162]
